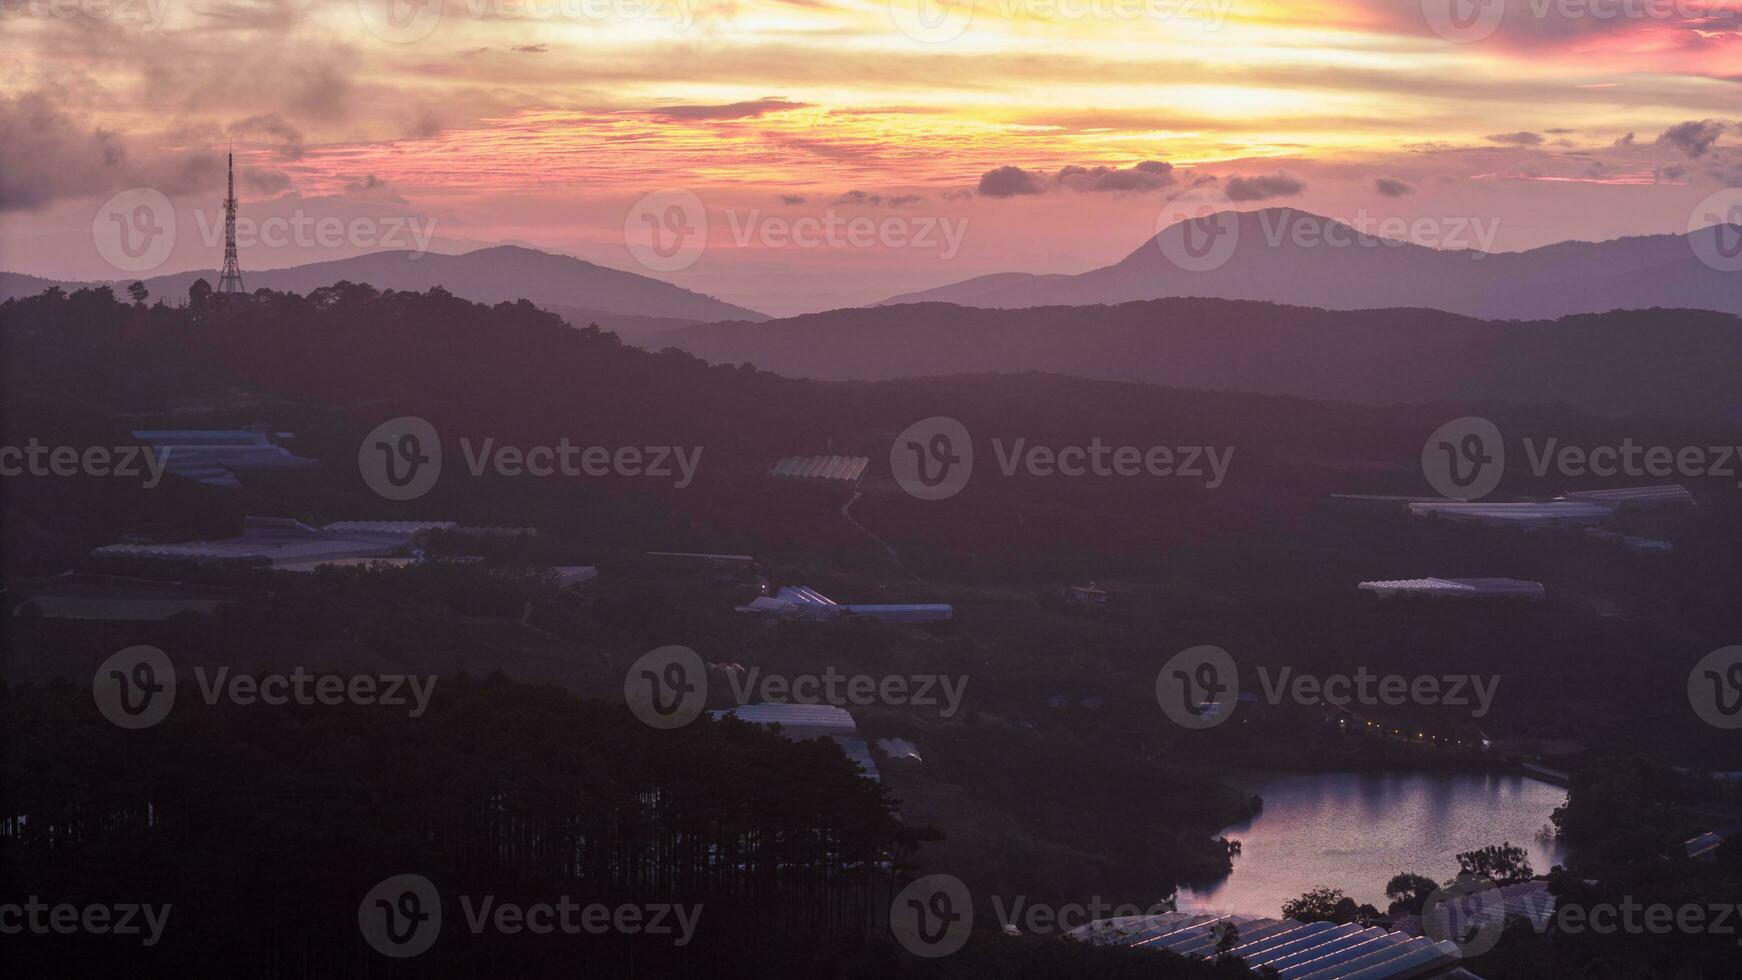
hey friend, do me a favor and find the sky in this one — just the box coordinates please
[1,0,1739,314]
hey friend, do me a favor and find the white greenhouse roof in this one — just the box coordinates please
[1562,484,1695,509]
[1408,501,1614,526]
[711,703,858,736]
[1358,578,1545,600]
[1065,910,1486,979]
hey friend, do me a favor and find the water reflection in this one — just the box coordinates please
[1178,771,1569,917]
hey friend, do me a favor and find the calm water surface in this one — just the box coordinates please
[1177,771,1569,917]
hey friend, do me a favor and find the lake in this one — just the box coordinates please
[1177,770,1569,917]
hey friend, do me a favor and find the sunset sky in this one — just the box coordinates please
[2,0,1738,313]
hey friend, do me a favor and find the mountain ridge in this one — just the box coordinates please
[0,244,767,326]
[880,208,1742,321]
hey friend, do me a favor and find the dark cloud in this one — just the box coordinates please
[1055,160,1174,193]
[1224,173,1306,201]
[1657,119,1726,158]
[1373,177,1413,198]
[637,97,810,122]
[976,166,1045,198]
[1486,132,1544,146]
[289,62,352,121]
[227,113,305,160]
[0,92,125,211]
[0,91,221,211]
[830,190,925,208]
[512,44,548,53]
[779,194,808,205]
[1613,132,1636,147]
[240,167,291,195]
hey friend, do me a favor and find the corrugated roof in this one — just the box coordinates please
[1066,912,1480,979]
[768,454,870,484]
